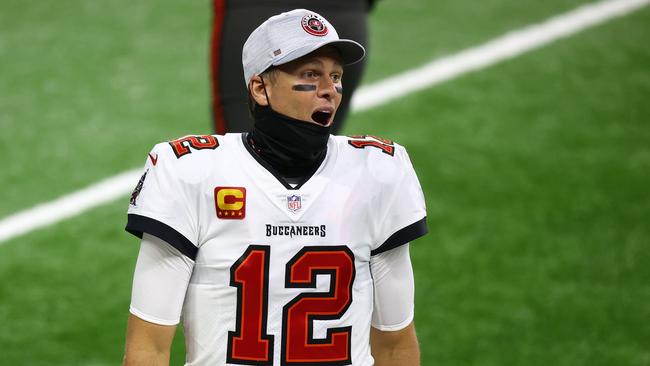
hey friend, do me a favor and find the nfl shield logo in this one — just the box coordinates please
[287,195,302,212]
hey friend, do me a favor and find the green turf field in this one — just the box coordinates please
[1,1,649,365]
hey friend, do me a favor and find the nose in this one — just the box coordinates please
[317,77,338,100]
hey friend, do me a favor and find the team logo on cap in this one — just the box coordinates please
[301,14,328,36]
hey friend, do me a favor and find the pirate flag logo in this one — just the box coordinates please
[130,169,148,206]
[301,14,328,37]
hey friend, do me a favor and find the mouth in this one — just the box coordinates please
[311,109,334,126]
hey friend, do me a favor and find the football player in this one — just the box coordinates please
[123,9,427,366]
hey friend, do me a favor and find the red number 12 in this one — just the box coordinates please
[227,245,355,365]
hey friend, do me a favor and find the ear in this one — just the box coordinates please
[249,75,269,106]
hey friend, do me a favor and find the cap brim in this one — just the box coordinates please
[273,39,366,68]
[329,39,366,65]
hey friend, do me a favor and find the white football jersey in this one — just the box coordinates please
[126,133,427,366]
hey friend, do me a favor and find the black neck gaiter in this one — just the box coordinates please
[247,106,331,178]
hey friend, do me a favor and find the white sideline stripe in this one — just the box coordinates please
[0,0,647,245]
[351,0,650,111]
[0,169,142,243]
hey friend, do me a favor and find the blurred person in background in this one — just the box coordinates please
[210,0,378,134]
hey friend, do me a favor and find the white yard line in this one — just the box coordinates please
[351,0,650,111]
[0,170,142,243]
[0,0,647,245]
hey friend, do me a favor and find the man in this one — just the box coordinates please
[210,0,377,134]
[123,9,427,365]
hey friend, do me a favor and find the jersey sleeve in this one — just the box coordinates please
[125,143,200,260]
[371,146,427,256]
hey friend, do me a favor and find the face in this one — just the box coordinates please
[250,46,344,126]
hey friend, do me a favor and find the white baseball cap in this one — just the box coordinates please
[242,9,366,88]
